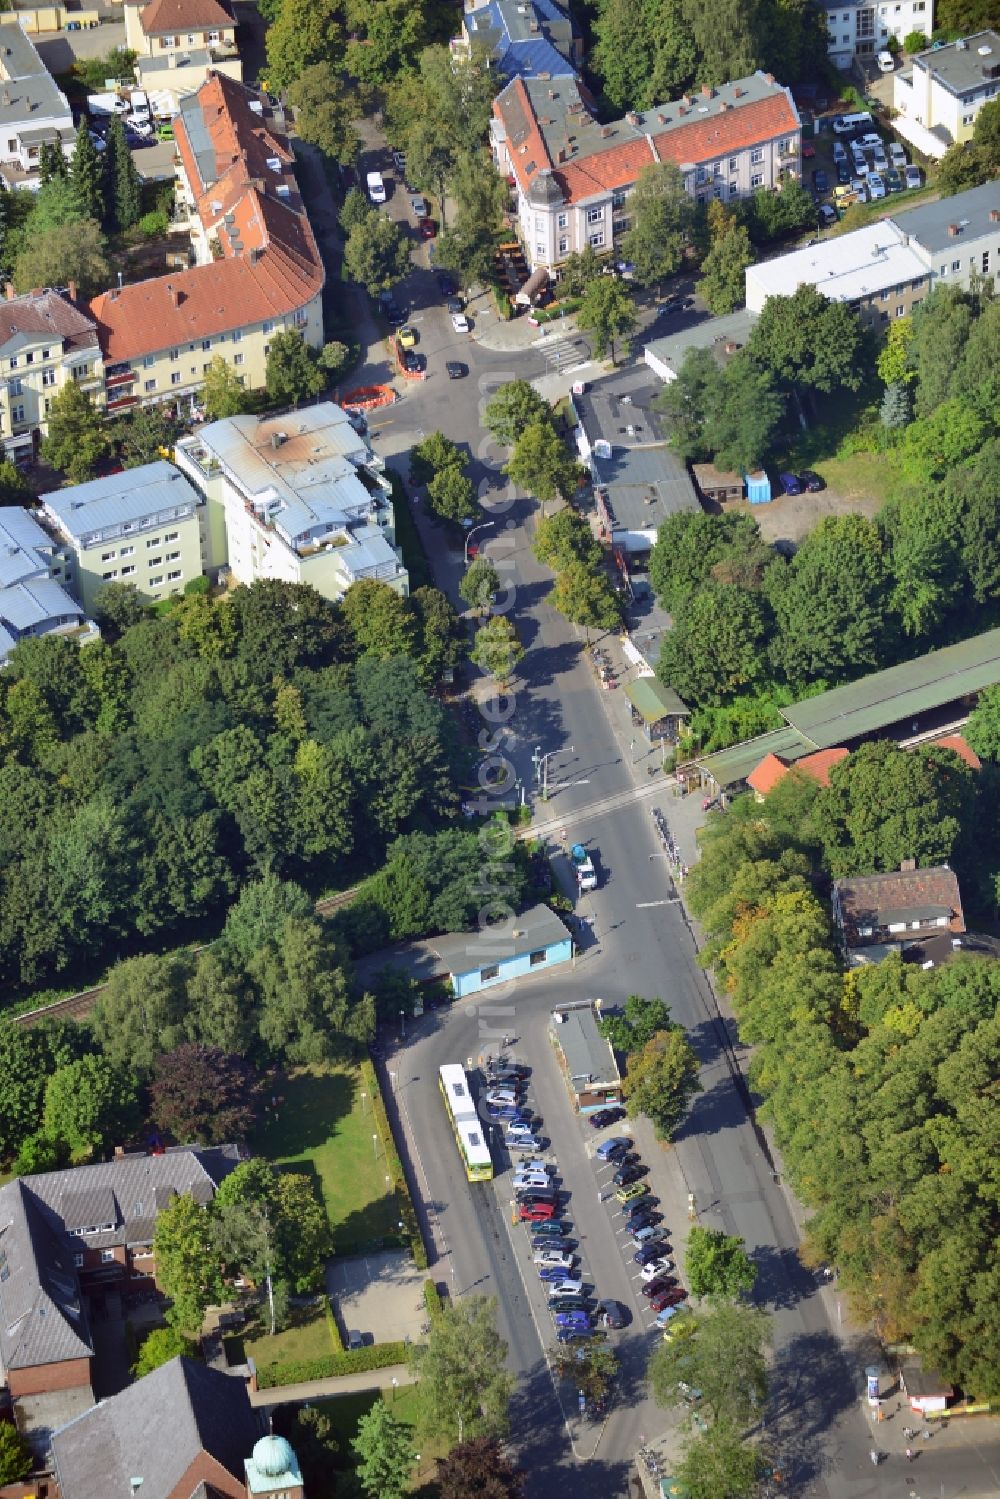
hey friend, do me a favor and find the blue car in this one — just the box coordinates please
[778,471,803,496]
[596,1136,632,1161]
[539,1265,571,1281]
[554,1311,591,1330]
[487,1105,528,1123]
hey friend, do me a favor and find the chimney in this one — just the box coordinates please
[167,283,180,307]
[720,100,730,110]
[67,279,78,302]
[947,222,959,235]
[899,858,917,872]
[600,124,612,137]
[682,93,693,106]
[657,113,667,123]
[764,72,774,84]
[4,282,13,300]
[990,208,1000,222]
[626,110,641,126]
[114,1144,125,1159]
[701,83,713,98]
[733,86,744,98]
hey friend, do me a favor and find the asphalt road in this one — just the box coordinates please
[342,145,1000,1499]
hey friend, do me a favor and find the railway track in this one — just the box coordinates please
[14,884,363,1029]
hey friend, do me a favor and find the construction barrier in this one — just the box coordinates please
[340,384,396,410]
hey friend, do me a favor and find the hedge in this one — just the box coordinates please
[256,1340,410,1389]
[360,1055,430,1271]
[423,1279,443,1320]
[323,1294,344,1354]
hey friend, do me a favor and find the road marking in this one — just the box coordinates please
[636,899,680,908]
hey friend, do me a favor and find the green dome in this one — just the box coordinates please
[251,1433,297,1477]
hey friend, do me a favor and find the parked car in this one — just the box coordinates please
[553,1311,591,1329]
[851,177,867,200]
[817,203,838,227]
[451,311,471,333]
[778,472,803,496]
[519,1202,554,1222]
[612,1164,644,1187]
[872,150,889,174]
[831,140,847,163]
[391,149,406,171]
[397,326,418,349]
[556,1328,594,1343]
[514,1172,551,1191]
[589,1107,624,1130]
[549,1295,591,1312]
[635,1243,670,1266]
[533,1235,574,1253]
[859,132,882,149]
[648,1286,688,1312]
[598,1299,626,1329]
[811,168,829,193]
[877,48,895,71]
[419,217,436,239]
[624,1195,656,1218]
[886,167,903,192]
[641,1258,675,1281]
[801,470,824,492]
[547,1279,584,1298]
[836,159,851,184]
[867,172,886,200]
[530,1220,570,1238]
[595,1136,632,1162]
[505,1133,538,1150]
[383,302,407,326]
[436,271,457,295]
[631,1224,666,1244]
[904,164,922,189]
[488,1105,528,1123]
[539,1264,574,1281]
[801,141,815,158]
[628,1215,662,1239]
[616,1182,649,1204]
[889,141,907,167]
[534,1248,574,1268]
[401,350,425,373]
[446,361,467,379]
[409,194,428,217]
[486,1088,520,1106]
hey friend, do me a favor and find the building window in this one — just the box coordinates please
[146,537,161,548]
[589,231,605,248]
[556,212,568,229]
[231,329,242,343]
[586,206,604,223]
[952,259,960,271]
[42,348,50,360]
[480,964,500,982]
[203,362,212,372]
[729,180,738,197]
[8,357,16,368]
[100,1250,116,1264]
[42,367,55,387]
[983,251,991,273]
[101,551,115,562]
[169,348,179,361]
[262,320,274,334]
[164,531,178,541]
[9,378,22,397]
[166,550,180,561]
[696,166,706,184]
[536,243,545,258]
[962,112,975,126]
[529,949,546,967]
[750,147,764,164]
[102,570,116,580]
[74,1253,84,1267]
[171,371,181,385]
[167,569,182,581]
[293,310,307,327]
[121,564,135,576]
[148,556,162,567]
[558,236,569,254]
[750,174,763,188]
[149,575,163,586]
[729,155,737,170]
[120,545,134,556]
[896,305,904,316]
[144,379,156,393]
[234,353,244,366]
[201,338,212,351]
[11,404,24,423]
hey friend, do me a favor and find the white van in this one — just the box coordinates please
[877,50,895,72]
[366,170,386,204]
[833,110,874,136]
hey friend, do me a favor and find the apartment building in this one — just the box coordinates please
[174,404,409,602]
[0,286,103,459]
[454,0,580,81]
[126,0,242,100]
[0,506,93,664]
[894,30,1000,150]
[39,460,210,613]
[820,0,932,70]
[89,72,323,412]
[492,71,800,271]
[0,22,74,189]
[745,180,1000,326]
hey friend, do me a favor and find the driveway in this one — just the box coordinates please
[327,1249,428,1348]
[729,487,883,548]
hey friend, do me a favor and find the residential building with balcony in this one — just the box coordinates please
[820,0,932,70]
[454,0,581,81]
[89,72,323,413]
[0,285,103,459]
[174,403,409,602]
[491,71,800,271]
[894,30,1000,153]
[0,506,95,665]
[124,0,242,97]
[39,460,210,613]
[0,22,75,189]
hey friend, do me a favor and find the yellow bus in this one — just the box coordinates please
[438,1063,493,1182]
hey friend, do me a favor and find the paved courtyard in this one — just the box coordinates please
[327,1249,428,1348]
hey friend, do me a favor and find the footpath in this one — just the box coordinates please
[250,1363,416,1410]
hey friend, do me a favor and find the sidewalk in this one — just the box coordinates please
[251,1362,416,1409]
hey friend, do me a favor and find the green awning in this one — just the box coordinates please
[626,677,689,724]
[699,725,811,789]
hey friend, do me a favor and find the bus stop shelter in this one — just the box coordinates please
[625,677,689,745]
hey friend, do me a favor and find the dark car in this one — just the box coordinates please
[402,350,425,373]
[556,1328,594,1344]
[446,361,467,379]
[549,1295,590,1312]
[648,1286,688,1312]
[436,271,457,295]
[606,1144,634,1167]
[530,1221,570,1238]
[836,159,851,184]
[801,470,824,492]
[811,168,829,193]
[642,1276,678,1299]
[627,1215,662,1239]
[446,296,465,315]
[589,1106,625,1130]
[384,302,407,327]
[778,471,803,496]
[886,166,903,192]
[598,1299,626,1329]
[488,1062,530,1082]
[625,1195,658,1217]
[634,1242,669,1266]
[517,1188,558,1206]
[613,1164,644,1187]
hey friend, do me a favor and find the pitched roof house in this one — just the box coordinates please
[90,73,323,411]
[50,1357,289,1499]
[831,863,966,966]
[747,746,849,798]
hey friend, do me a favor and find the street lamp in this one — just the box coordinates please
[531,743,573,802]
[373,1132,379,1159]
[400,1008,406,1039]
[464,519,495,565]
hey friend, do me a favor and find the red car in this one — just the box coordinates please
[648,1286,687,1313]
[642,1276,678,1300]
[802,143,816,158]
[519,1203,555,1223]
[419,217,436,239]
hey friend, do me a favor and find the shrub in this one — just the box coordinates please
[360,1056,430,1270]
[138,208,170,238]
[323,1294,345,1354]
[255,1340,410,1388]
[424,1279,443,1319]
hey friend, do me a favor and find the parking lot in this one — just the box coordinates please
[805,107,925,223]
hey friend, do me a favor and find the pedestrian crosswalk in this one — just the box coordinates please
[533,333,590,372]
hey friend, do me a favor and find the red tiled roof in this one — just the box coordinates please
[794,747,850,787]
[649,93,798,173]
[557,138,656,202]
[498,77,553,194]
[927,733,981,770]
[748,746,849,795]
[139,0,233,34]
[747,753,790,795]
[88,74,322,362]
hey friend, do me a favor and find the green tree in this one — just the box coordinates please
[812,740,974,878]
[92,951,192,1077]
[551,1340,619,1405]
[577,275,637,364]
[341,577,418,658]
[385,47,497,226]
[265,0,343,92]
[657,582,770,706]
[436,1437,524,1499]
[248,915,352,1063]
[113,401,180,468]
[649,510,763,612]
[0,1016,91,1159]
[13,1131,65,1176]
[265,329,324,408]
[748,283,869,392]
[154,1191,223,1335]
[532,506,600,572]
[0,456,31,506]
[550,561,622,636]
[150,1044,261,1145]
[343,212,412,295]
[898,398,987,484]
[556,244,602,298]
[470,615,524,685]
[132,1325,197,1378]
[880,381,911,429]
[427,464,478,524]
[599,994,673,1054]
[648,1300,770,1426]
[880,485,963,638]
[699,214,754,314]
[279,1406,340,1494]
[0,1423,32,1485]
[876,316,915,387]
[621,162,692,286]
[26,174,87,235]
[409,430,463,488]
[202,355,252,419]
[318,339,352,382]
[14,216,109,297]
[482,380,550,446]
[504,421,580,505]
[591,0,697,111]
[685,1226,758,1299]
[907,284,975,417]
[40,379,111,482]
[621,1026,701,1139]
[742,177,816,244]
[106,112,142,229]
[340,185,373,235]
[43,1054,140,1163]
[411,1296,515,1445]
[346,0,434,91]
[965,685,1000,761]
[459,557,500,613]
[71,118,104,221]
[287,63,359,163]
[353,1399,414,1499]
[676,1422,764,1499]
[219,872,314,966]
[654,345,723,463]
[704,355,784,472]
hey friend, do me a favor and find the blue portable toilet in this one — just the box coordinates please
[745,470,772,505]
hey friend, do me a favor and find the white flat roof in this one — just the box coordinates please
[745,220,928,307]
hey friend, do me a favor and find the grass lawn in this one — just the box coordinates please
[251,1064,400,1253]
[243,1301,336,1373]
[807,449,901,505]
[306,1385,448,1486]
